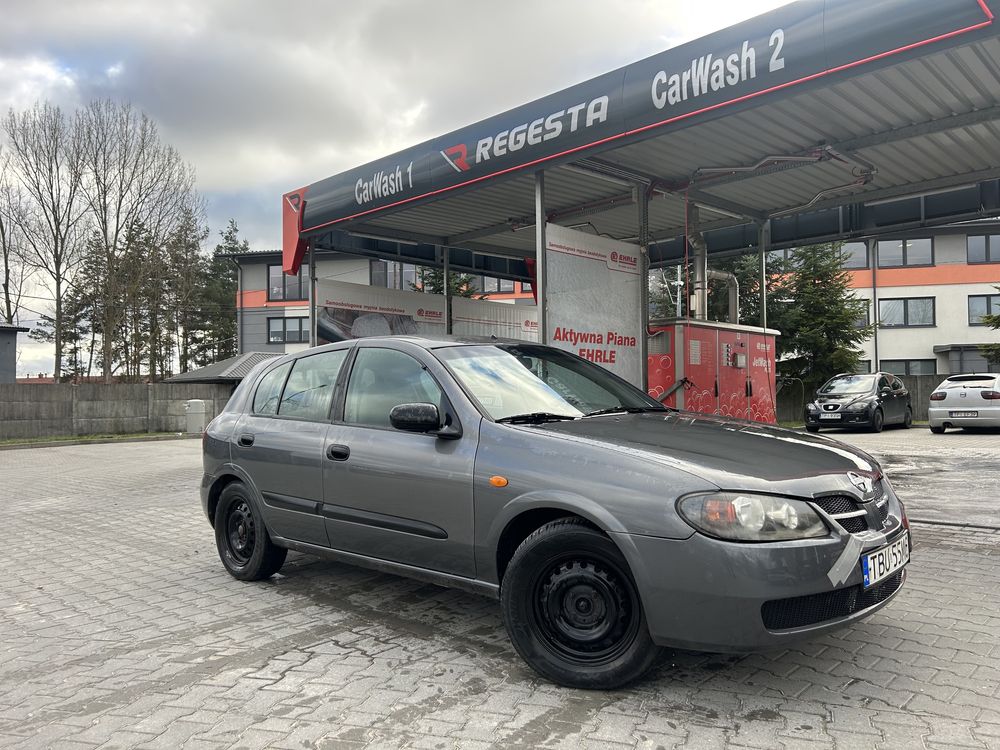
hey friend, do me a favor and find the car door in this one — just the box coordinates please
[322,344,476,577]
[875,374,898,422]
[890,376,908,422]
[233,349,350,547]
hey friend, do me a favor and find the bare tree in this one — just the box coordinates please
[2,103,86,377]
[0,145,32,324]
[76,99,198,382]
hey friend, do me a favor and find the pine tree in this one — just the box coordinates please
[979,285,1000,366]
[411,267,480,298]
[188,220,241,366]
[771,243,874,390]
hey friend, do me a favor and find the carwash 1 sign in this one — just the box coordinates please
[545,224,643,385]
[291,0,992,238]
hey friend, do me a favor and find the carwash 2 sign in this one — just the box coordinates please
[295,0,992,234]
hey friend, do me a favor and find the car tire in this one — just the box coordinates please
[929,425,945,434]
[214,481,287,581]
[805,425,820,433]
[869,409,884,433]
[903,408,913,429]
[500,518,660,689]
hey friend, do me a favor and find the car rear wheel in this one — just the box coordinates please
[500,518,659,689]
[869,409,884,433]
[903,408,913,428]
[214,482,287,581]
[930,425,945,434]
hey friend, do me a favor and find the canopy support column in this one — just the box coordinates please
[308,242,317,346]
[535,171,548,344]
[638,185,650,391]
[441,245,452,334]
[758,220,771,330]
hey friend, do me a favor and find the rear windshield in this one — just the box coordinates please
[819,375,876,395]
[944,375,997,388]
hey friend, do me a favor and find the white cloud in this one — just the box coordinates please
[2,0,788,373]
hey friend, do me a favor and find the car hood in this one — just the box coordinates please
[528,411,881,491]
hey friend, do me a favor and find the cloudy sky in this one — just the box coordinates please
[2,0,788,375]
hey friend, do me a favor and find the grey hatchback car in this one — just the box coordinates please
[202,336,911,689]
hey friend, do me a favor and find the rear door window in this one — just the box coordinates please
[278,350,349,421]
[252,362,292,416]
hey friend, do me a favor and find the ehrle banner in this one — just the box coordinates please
[545,224,644,385]
[315,281,446,344]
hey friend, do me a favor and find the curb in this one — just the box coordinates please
[0,434,202,451]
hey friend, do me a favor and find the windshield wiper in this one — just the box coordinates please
[583,406,668,417]
[496,412,579,424]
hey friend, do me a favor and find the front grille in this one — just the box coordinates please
[761,571,904,630]
[812,495,869,533]
[876,500,889,524]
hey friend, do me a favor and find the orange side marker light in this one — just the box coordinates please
[490,476,509,487]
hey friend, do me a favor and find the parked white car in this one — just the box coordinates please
[927,374,1000,433]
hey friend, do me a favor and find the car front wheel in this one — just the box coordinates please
[930,425,945,434]
[214,481,287,581]
[869,409,884,433]
[500,518,659,689]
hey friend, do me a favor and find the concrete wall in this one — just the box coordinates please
[776,374,945,424]
[0,383,233,441]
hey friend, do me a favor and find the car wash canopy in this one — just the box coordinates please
[286,0,1000,276]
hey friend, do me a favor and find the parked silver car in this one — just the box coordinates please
[928,373,1000,433]
[201,336,910,688]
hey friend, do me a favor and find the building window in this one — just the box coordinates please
[968,235,1000,264]
[881,359,936,376]
[522,281,533,293]
[854,305,871,329]
[878,297,935,327]
[969,294,1000,325]
[498,278,515,293]
[268,317,309,344]
[840,242,868,269]
[268,264,309,301]
[370,260,388,287]
[482,277,500,293]
[877,238,933,267]
[855,360,872,374]
[370,261,419,290]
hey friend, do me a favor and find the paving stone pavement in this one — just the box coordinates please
[2,439,999,749]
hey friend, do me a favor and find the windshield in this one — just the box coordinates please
[435,344,664,421]
[819,375,876,395]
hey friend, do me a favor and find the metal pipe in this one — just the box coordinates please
[706,268,739,323]
[441,245,452,335]
[308,243,317,347]
[638,184,650,391]
[686,204,708,320]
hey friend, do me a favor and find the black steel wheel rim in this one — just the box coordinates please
[531,554,640,666]
[225,500,256,566]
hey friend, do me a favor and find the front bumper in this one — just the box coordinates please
[805,408,872,427]
[615,521,908,652]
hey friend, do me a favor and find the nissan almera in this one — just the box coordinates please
[201,336,910,689]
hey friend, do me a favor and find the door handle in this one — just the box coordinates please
[238,433,255,447]
[327,444,351,461]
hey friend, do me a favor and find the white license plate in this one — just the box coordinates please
[861,532,909,588]
[949,410,978,418]
[820,413,842,420]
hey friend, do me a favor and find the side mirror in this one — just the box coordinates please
[880,387,892,395]
[390,403,441,433]
[815,389,823,398]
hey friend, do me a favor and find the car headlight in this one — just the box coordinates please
[806,402,818,412]
[846,400,870,412]
[678,492,828,542]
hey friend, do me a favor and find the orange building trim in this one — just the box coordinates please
[848,264,1000,289]
[237,290,310,309]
